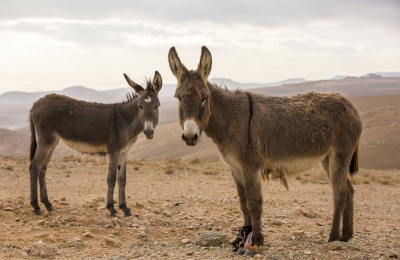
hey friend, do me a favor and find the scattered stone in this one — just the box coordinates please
[254,254,263,259]
[388,250,398,258]
[48,235,57,243]
[67,237,84,249]
[89,200,99,208]
[293,230,305,237]
[3,207,14,211]
[181,238,191,245]
[83,232,95,238]
[32,240,56,258]
[270,220,285,226]
[15,218,20,222]
[136,231,147,239]
[194,231,227,247]
[97,220,109,226]
[114,255,126,260]
[37,220,45,226]
[104,237,120,248]
[304,250,312,255]
[303,208,317,218]
[20,251,29,257]
[325,241,342,251]
[135,202,144,209]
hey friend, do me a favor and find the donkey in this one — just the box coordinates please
[168,46,362,251]
[29,71,162,217]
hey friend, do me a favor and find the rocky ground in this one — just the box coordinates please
[0,156,399,259]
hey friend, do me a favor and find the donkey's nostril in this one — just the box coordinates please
[193,133,198,141]
[182,133,187,141]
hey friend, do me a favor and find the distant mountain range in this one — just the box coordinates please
[1,73,400,130]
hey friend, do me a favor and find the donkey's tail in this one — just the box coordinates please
[29,115,37,162]
[349,142,359,176]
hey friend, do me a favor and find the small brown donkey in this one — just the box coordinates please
[29,71,162,217]
[168,46,362,250]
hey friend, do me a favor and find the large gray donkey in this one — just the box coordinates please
[168,46,362,252]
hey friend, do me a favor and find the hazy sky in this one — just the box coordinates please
[0,0,399,94]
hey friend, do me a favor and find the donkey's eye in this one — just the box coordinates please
[201,97,207,106]
[154,106,158,111]
[177,97,182,105]
[139,106,143,110]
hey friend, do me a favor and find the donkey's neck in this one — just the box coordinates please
[205,83,248,147]
[116,99,144,138]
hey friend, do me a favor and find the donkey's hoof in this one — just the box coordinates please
[46,206,55,212]
[34,209,42,215]
[252,233,264,247]
[340,236,352,242]
[328,234,340,242]
[124,211,133,217]
[110,212,118,217]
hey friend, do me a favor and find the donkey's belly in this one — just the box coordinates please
[61,138,107,154]
[270,155,326,176]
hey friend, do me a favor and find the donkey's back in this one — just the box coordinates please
[251,92,362,163]
[31,94,115,146]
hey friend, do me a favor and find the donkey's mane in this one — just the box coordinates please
[210,81,243,94]
[124,91,138,103]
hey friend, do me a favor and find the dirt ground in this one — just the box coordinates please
[0,156,399,259]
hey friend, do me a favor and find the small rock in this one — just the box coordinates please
[89,200,99,208]
[48,235,57,243]
[293,230,305,237]
[135,202,144,209]
[97,220,109,226]
[194,231,227,247]
[3,207,14,211]
[325,241,342,251]
[15,218,20,222]
[304,250,312,255]
[254,254,263,259]
[104,237,120,248]
[136,231,147,239]
[114,255,126,260]
[83,232,95,238]
[181,238,191,245]
[67,237,84,249]
[32,240,56,258]
[97,197,105,202]
[38,220,45,226]
[270,220,285,226]
[388,250,398,258]
[20,251,29,257]
[186,251,194,256]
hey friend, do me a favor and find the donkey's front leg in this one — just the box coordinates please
[106,152,120,217]
[117,152,132,217]
[243,167,264,247]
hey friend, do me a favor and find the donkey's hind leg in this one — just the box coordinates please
[39,140,58,212]
[29,136,58,215]
[117,152,132,217]
[328,152,351,242]
[341,179,355,242]
[242,167,264,247]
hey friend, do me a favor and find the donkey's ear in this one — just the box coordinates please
[151,71,162,94]
[197,46,212,83]
[168,46,188,84]
[124,73,145,95]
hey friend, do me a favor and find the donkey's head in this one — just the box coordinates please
[123,71,162,139]
[168,46,212,146]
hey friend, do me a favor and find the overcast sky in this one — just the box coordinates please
[0,0,399,94]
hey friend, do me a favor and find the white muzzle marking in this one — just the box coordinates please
[183,119,199,138]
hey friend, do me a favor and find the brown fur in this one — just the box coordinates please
[29,71,162,217]
[168,46,362,246]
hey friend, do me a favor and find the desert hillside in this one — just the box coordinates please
[0,77,399,169]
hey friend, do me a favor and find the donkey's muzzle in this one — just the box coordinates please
[143,128,154,139]
[182,132,198,146]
